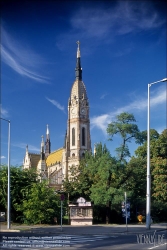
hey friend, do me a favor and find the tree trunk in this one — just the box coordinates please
[106,201,111,224]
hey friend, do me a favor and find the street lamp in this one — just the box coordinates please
[0,118,11,229]
[146,78,167,229]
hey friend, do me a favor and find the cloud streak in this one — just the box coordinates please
[91,86,166,133]
[13,143,39,152]
[1,106,8,117]
[1,156,6,159]
[46,97,65,112]
[1,27,50,84]
[57,1,165,52]
[100,93,108,100]
[71,1,165,39]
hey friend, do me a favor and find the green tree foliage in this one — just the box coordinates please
[64,143,127,223]
[0,165,37,222]
[63,151,94,201]
[16,181,60,224]
[152,157,167,203]
[125,157,146,207]
[135,129,159,158]
[151,130,167,206]
[133,129,167,221]
[107,112,142,162]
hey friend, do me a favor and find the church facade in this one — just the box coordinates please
[23,42,91,189]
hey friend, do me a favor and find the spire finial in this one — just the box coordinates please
[75,41,82,80]
[76,40,81,58]
[46,124,49,135]
[26,145,28,153]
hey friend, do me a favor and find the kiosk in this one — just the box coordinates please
[69,197,93,225]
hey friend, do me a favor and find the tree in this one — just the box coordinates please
[151,130,167,207]
[132,129,167,222]
[16,181,60,224]
[0,165,37,222]
[64,143,126,224]
[107,112,141,162]
[135,129,159,158]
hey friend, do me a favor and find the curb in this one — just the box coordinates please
[0,230,21,232]
[1,228,165,235]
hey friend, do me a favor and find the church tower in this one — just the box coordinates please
[64,41,91,178]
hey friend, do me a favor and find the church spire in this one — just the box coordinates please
[41,135,45,160]
[45,124,51,157]
[46,124,50,139]
[75,41,82,80]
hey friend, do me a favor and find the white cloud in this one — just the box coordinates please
[46,97,65,112]
[1,106,8,117]
[70,1,165,39]
[91,114,111,133]
[13,143,39,152]
[1,27,50,84]
[56,1,165,53]
[91,86,166,134]
[1,156,6,159]
[100,93,108,100]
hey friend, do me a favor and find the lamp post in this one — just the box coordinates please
[146,78,167,229]
[0,118,11,229]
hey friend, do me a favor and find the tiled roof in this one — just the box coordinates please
[46,148,63,167]
[29,153,40,168]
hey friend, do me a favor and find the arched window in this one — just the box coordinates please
[72,128,75,146]
[82,127,85,146]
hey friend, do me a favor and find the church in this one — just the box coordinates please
[23,42,92,189]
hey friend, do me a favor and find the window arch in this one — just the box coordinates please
[82,127,85,146]
[72,128,75,146]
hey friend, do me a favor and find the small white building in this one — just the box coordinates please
[69,197,93,225]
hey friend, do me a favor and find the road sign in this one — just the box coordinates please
[60,194,65,201]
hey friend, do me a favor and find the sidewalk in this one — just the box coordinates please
[1,223,167,235]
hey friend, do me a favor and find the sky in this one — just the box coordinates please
[0,0,166,166]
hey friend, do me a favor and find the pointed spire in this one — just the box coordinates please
[46,124,50,139]
[26,145,28,153]
[41,135,44,151]
[75,41,82,80]
[77,40,81,58]
[45,125,51,157]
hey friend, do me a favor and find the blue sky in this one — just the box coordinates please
[1,0,166,166]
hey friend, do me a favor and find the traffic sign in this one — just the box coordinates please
[60,194,65,201]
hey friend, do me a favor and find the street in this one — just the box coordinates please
[0,230,166,250]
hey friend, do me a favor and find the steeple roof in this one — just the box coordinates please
[75,41,82,81]
[70,41,88,101]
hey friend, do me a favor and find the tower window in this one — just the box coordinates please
[72,128,75,146]
[82,127,85,146]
